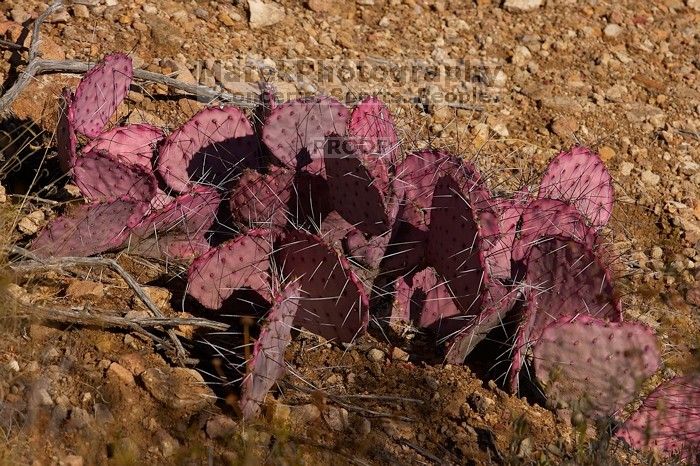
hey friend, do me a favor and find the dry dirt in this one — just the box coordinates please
[0,0,699,465]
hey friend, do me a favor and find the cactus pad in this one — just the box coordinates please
[538,146,613,227]
[262,96,349,171]
[131,185,220,240]
[230,166,294,229]
[29,198,149,258]
[349,96,399,165]
[72,53,133,138]
[57,88,77,172]
[324,137,390,237]
[187,229,274,310]
[73,150,157,202]
[426,174,489,315]
[277,230,369,343]
[157,106,257,192]
[83,124,164,170]
[511,198,594,263]
[509,237,622,391]
[240,281,301,419]
[616,375,700,462]
[533,315,660,416]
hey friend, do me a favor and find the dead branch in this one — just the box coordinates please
[0,0,64,115]
[14,303,228,332]
[8,246,193,365]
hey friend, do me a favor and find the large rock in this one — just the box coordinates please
[141,367,215,411]
[503,0,543,12]
[248,0,285,28]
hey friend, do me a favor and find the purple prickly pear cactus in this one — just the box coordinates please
[290,171,334,224]
[380,201,429,278]
[230,166,294,230]
[509,236,622,391]
[262,96,349,173]
[126,186,220,260]
[57,88,77,173]
[406,267,463,336]
[349,96,399,164]
[319,210,357,252]
[277,230,369,343]
[426,173,491,315]
[72,53,133,138]
[487,188,531,279]
[511,198,594,263]
[444,285,518,364]
[83,124,164,170]
[533,315,660,416]
[538,146,613,227]
[157,106,257,192]
[73,150,157,203]
[240,281,300,420]
[29,198,149,258]
[394,150,449,223]
[616,375,700,462]
[187,229,274,309]
[324,137,391,237]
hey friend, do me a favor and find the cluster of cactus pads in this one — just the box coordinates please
[29,53,698,460]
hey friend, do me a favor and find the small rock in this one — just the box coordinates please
[641,170,660,186]
[550,116,579,139]
[468,393,494,415]
[67,407,91,430]
[117,353,147,376]
[620,161,634,176]
[289,403,321,426]
[603,24,623,38]
[94,403,115,424]
[61,455,84,466]
[325,406,350,431]
[65,280,105,298]
[72,5,90,18]
[598,146,615,162]
[511,46,532,66]
[48,9,71,23]
[156,429,179,457]
[7,360,20,372]
[391,347,410,361]
[688,0,700,12]
[36,389,54,407]
[10,7,30,24]
[518,437,533,457]
[502,0,543,12]
[605,84,628,102]
[17,210,45,235]
[206,415,238,439]
[0,185,6,203]
[248,0,285,28]
[107,362,136,386]
[651,246,664,260]
[141,367,215,411]
[489,120,510,138]
[217,11,236,26]
[64,184,82,198]
[367,348,385,362]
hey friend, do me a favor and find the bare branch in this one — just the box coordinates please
[14,304,228,332]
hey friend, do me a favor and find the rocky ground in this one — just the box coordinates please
[0,0,699,464]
